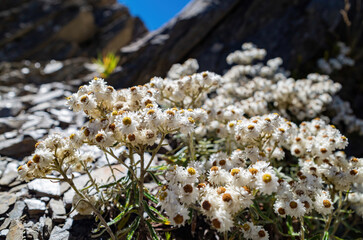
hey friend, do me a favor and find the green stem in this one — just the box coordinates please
[144,134,166,171]
[331,191,344,236]
[57,165,116,240]
[188,133,195,161]
[300,217,305,240]
[138,150,145,232]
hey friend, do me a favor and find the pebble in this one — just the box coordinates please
[49,199,66,222]
[0,192,16,215]
[6,220,24,240]
[9,201,26,220]
[24,199,46,215]
[0,229,9,237]
[49,226,70,240]
[0,162,19,186]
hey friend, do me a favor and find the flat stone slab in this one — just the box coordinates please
[49,226,69,240]
[28,179,61,197]
[24,199,46,215]
[0,192,16,215]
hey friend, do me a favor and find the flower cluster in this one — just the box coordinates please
[18,42,363,239]
[150,71,221,108]
[317,42,355,74]
[167,58,199,79]
[159,113,363,235]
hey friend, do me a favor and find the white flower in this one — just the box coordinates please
[314,192,334,216]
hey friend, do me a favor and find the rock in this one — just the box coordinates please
[31,89,65,105]
[43,217,53,239]
[25,228,39,240]
[50,108,74,124]
[6,220,24,240]
[73,164,126,189]
[49,199,66,223]
[60,182,70,195]
[0,162,19,185]
[0,99,23,117]
[40,197,50,202]
[62,218,73,230]
[0,0,147,61]
[28,179,61,197]
[49,226,70,240]
[0,229,9,237]
[0,135,36,159]
[43,60,63,74]
[0,117,26,134]
[0,192,16,215]
[24,199,46,215]
[0,218,11,231]
[63,189,75,208]
[8,201,25,220]
[0,160,7,179]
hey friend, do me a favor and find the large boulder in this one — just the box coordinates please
[0,0,147,61]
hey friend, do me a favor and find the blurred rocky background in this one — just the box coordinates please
[0,0,363,239]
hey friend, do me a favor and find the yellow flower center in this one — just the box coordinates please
[122,117,132,125]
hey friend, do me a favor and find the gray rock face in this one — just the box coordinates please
[108,0,352,88]
[0,0,147,61]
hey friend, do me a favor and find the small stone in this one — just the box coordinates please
[0,218,11,231]
[43,217,53,239]
[62,218,73,230]
[25,228,39,239]
[63,189,75,208]
[28,179,61,197]
[43,61,63,74]
[40,197,50,202]
[0,162,19,186]
[60,182,70,195]
[50,108,74,124]
[0,192,16,215]
[9,184,27,193]
[0,160,8,178]
[6,220,24,240]
[31,89,64,105]
[24,199,46,215]
[0,135,36,159]
[49,226,69,240]
[0,229,9,237]
[9,201,25,220]
[49,199,66,223]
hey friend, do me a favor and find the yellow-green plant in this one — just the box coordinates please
[93,52,120,78]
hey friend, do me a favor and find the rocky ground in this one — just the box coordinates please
[0,59,98,239]
[0,59,163,239]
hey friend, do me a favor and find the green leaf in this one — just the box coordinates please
[148,205,168,222]
[143,201,164,223]
[251,201,273,223]
[322,231,329,240]
[144,191,158,204]
[165,231,171,240]
[147,171,162,185]
[108,206,133,226]
[126,217,141,240]
[146,220,159,240]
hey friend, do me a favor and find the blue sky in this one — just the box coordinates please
[119,0,191,30]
